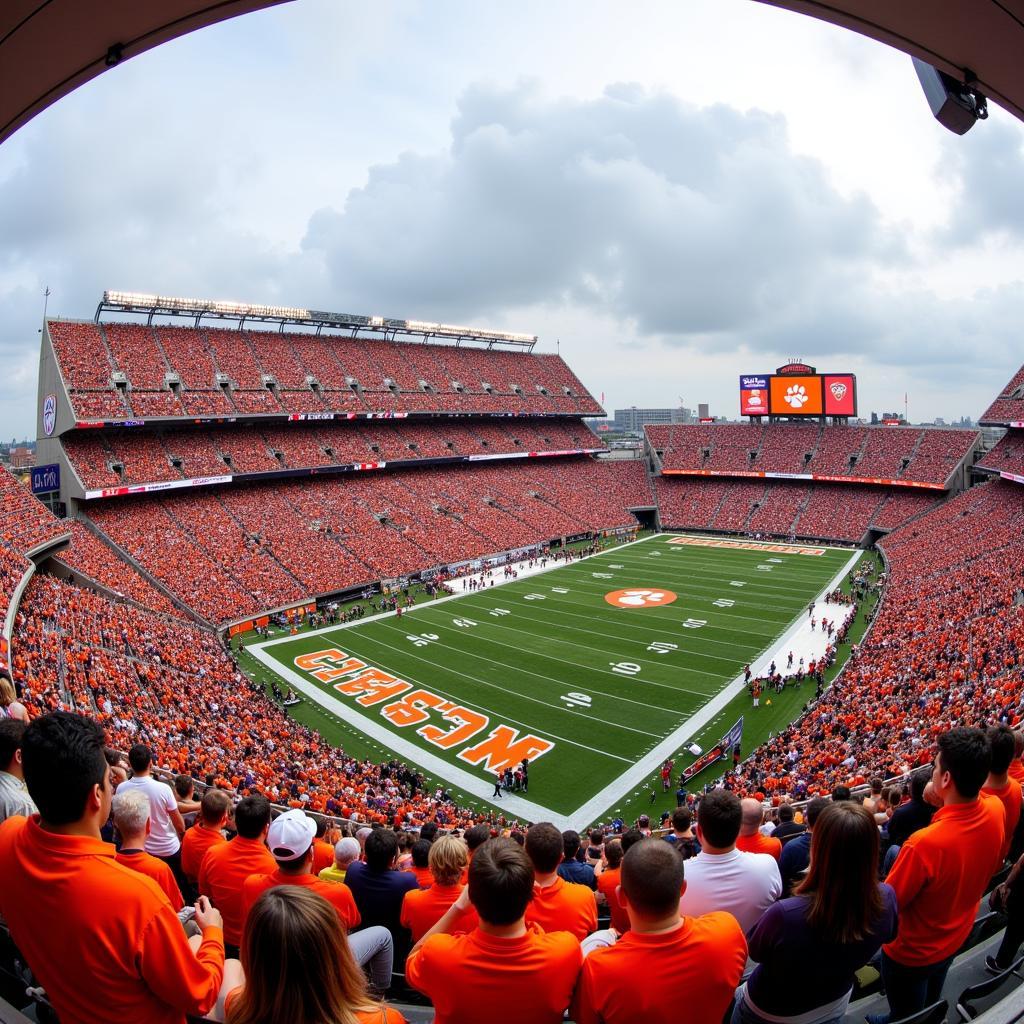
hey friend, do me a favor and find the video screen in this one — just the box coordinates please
[768,375,824,416]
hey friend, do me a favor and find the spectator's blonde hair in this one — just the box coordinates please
[0,678,16,708]
[112,788,150,835]
[429,834,469,886]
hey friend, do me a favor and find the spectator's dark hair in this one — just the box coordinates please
[670,806,691,832]
[127,743,152,773]
[621,839,685,917]
[525,822,564,873]
[562,829,581,861]
[22,712,107,825]
[937,728,991,799]
[696,790,742,849]
[315,817,328,839]
[988,726,1016,776]
[464,823,491,852]
[0,719,26,771]
[589,828,604,846]
[910,771,929,802]
[173,774,194,798]
[869,778,883,795]
[468,838,534,924]
[420,822,439,844]
[619,828,645,857]
[830,785,852,803]
[796,802,884,943]
[806,797,830,828]
[509,830,525,847]
[103,748,123,768]
[778,804,794,822]
[364,828,399,870]
[411,838,431,869]
[1014,731,1024,760]
[234,794,272,838]
[604,837,624,869]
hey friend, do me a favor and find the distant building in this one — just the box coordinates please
[8,446,33,469]
[698,403,710,420]
[613,406,691,433]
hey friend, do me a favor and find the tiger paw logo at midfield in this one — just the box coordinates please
[784,384,809,408]
[605,588,678,608]
[829,381,848,401]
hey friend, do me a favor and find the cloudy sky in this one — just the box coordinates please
[2,0,1023,438]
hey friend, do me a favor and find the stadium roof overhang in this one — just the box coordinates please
[755,1,1024,124]
[0,1,292,145]
[96,290,539,350]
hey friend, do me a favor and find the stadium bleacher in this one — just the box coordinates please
[977,429,1024,477]
[648,423,976,486]
[980,363,1024,425]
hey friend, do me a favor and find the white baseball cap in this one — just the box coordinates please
[267,810,317,862]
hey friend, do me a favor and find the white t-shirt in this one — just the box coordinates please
[678,848,782,933]
[118,775,180,856]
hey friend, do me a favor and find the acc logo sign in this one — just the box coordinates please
[42,394,57,436]
[829,381,848,401]
[605,588,677,608]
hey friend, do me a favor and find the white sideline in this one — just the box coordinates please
[247,536,862,829]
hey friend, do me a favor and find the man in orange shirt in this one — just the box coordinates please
[198,793,276,955]
[180,788,230,888]
[573,838,747,1024]
[239,808,394,991]
[405,837,434,889]
[241,809,361,933]
[871,727,1007,1024]
[524,821,597,940]
[0,711,230,1024]
[982,725,1023,860]
[1009,731,1024,788]
[312,816,336,874]
[406,837,581,1023]
[595,838,628,934]
[113,788,184,909]
[402,834,478,940]
[737,798,783,861]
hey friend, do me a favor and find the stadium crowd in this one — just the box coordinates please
[0,710,1019,1024]
[648,423,976,486]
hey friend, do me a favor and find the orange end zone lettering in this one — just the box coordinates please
[380,689,447,728]
[457,725,554,773]
[419,706,489,749]
[334,667,412,706]
[294,648,367,682]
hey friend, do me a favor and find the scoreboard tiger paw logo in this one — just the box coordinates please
[605,588,677,608]
[784,384,809,408]
[829,381,848,401]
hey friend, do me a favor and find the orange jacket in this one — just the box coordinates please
[0,816,223,1024]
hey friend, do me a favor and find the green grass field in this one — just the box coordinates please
[248,534,861,828]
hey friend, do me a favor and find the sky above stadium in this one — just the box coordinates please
[2,0,1023,437]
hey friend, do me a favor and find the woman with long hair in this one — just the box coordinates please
[0,678,28,723]
[732,801,899,1024]
[225,887,406,1024]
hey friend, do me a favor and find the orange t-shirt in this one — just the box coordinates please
[596,867,628,934]
[885,797,1006,966]
[982,782,1023,859]
[525,876,597,941]
[116,849,184,909]
[573,912,747,1024]
[198,835,277,947]
[0,816,224,1024]
[1009,760,1024,788]
[737,832,783,861]
[224,987,406,1023]
[400,883,479,941]
[241,869,360,936]
[180,823,226,883]
[406,864,433,889]
[406,923,581,1024]
[312,839,335,875]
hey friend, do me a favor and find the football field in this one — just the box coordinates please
[249,534,860,828]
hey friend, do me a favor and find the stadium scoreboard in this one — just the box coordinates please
[740,362,856,418]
